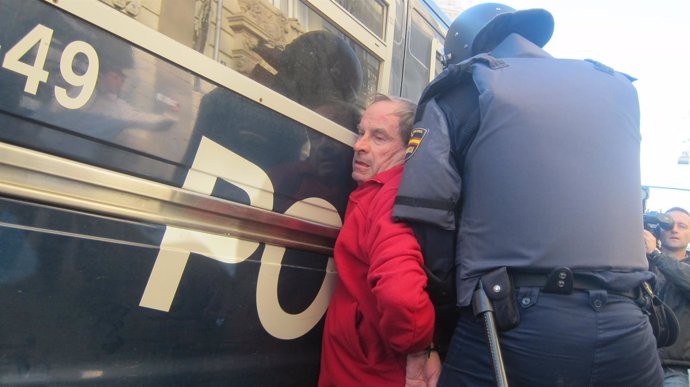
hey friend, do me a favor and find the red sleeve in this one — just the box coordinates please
[365,184,435,354]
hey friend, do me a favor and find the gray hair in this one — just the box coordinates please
[372,93,417,144]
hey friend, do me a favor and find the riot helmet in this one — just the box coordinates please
[443,2,554,67]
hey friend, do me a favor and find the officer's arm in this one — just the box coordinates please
[410,223,456,304]
[392,97,461,230]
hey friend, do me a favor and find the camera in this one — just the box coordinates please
[644,211,675,239]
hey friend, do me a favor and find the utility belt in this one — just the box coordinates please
[473,267,640,332]
[473,266,678,347]
[510,268,638,299]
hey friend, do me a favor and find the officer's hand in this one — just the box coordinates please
[643,229,657,255]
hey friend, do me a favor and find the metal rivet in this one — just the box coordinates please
[521,297,531,306]
[492,284,502,293]
[557,280,565,287]
[559,272,567,279]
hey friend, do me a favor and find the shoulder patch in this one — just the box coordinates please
[405,128,427,161]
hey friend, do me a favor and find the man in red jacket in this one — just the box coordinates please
[319,95,440,387]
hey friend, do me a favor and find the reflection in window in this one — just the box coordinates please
[332,0,385,38]
[99,0,382,128]
[387,0,405,97]
[401,9,444,102]
[434,50,444,78]
[402,10,432,102]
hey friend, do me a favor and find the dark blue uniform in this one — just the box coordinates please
[394,33,663,387]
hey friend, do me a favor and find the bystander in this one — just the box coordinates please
[645,207,690,387]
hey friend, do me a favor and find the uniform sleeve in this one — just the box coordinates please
[392,98,461,231]
[392,96,469,309]
[655,256,690,298]
[365,187,435,355]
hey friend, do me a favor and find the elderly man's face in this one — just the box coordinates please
[352,100,406,184]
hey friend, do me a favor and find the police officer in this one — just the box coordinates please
[393,3,663,386]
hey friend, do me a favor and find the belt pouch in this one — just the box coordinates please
[480,267,520,331]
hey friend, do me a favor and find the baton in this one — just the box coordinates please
[472,281,509,387]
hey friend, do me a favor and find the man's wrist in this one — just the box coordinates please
[425,344,438,358]
[409,344,437,358]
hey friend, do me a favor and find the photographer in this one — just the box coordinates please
[645,207,690,387]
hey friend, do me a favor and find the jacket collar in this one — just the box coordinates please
[491,33,553,59]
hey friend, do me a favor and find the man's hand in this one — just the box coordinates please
[405,349,441,387]
[643,229,658,255]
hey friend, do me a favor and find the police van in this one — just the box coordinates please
[0,0,449,384]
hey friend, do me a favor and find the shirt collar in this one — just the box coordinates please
[357,164,403,187]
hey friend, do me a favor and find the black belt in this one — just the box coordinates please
[511,268,638,299]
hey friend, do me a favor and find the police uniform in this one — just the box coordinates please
[394,30,663,387]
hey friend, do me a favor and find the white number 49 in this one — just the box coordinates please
[2,24,99,110]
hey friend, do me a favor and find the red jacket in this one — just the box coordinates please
[319,165,435,387]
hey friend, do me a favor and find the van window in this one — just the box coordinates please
[99,0,382,119]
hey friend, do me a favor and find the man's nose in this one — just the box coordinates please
[353,136,368,152]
